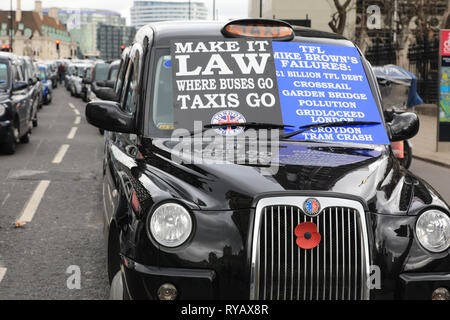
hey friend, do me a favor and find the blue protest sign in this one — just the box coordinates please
[272,41,390,145]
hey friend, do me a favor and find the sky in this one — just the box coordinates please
[0,0,249,25]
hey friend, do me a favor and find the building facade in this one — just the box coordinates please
[43,7,126,27]
[96,24,136,60]
[0,0,77,59]
[130,0,208,29]
[248,0,356,39]
[42,6,130,59]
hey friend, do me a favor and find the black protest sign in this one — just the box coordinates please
[170,39,283,134]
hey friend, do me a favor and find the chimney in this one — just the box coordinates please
[48,8,60,24]
[16,0,22,22]
[34,0,43,20]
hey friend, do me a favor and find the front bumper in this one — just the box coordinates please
[122,257,216,300]
[122,257,450,300]
[399,273,450,300]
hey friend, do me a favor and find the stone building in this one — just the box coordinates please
[0,0,77,59]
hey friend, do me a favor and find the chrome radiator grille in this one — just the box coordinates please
[251,200,369,300]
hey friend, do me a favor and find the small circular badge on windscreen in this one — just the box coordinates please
[211,110,246,136]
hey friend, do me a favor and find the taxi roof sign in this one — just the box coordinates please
[222,19,294,41]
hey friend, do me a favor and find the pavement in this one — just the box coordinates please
[412,105,450,169]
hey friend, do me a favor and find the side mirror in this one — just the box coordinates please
[13,81,28,91]
[86,100,134,133]
[93,80,106,87]
[388,112,419,141]
[104,80,115,88]
[95,87,118,102]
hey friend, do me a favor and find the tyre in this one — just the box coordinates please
[70,86,75,97]
[45,92,52,105]
[99,128,104,135]
[20,130,30,144]
[32,103,38,127]
[2,123,19,155]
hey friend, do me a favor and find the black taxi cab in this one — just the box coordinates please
[0,52,32,154]
[85,19,450,300]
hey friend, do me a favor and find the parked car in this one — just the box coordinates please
[32,61,44,109]
[45,61,58,88]
[18,56,40,127]
[38,64,52,105]
[68,63,92,98]
[81,60,110,102]
[0,52,32,154]
[86,20,449,300]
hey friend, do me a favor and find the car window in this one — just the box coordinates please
[109,67,119,81]
[0,63,8,89]
[115,57,129,97]
[152,51,173,129]
[14,65,23,82]
[121,62,136,114]
[148,41,389,145]
[39,69,46,80]
[94,63,109,81]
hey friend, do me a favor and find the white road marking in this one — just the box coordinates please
[17,180,50,223]
[73,109,80,115]
[1,193,10,207]
[52,144,70,164]
[67,127,78,140]
[69,103,76,109]
[74,116,81,125]
[0,268,6,283]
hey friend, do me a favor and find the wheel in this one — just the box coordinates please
[99,128,104,135]
[70,86,75,97]
[2,122,19,154]
[45,92,52,105]
[32,104,38,127]
[20,130,30,144]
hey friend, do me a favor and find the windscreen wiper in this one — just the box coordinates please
[203,122,295,130]
[281,121,381,139]
[188,122,294,137]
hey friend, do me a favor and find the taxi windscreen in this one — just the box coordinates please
[0,63,9,89]
[150,39,389,145]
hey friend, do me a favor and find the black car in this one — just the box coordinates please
[0,53,32,154]
[81,61,111,102]
[19,56,40,127]
[86,20,450,300]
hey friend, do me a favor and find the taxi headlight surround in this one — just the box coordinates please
[0,104,6,117]
[416,210,450,253]
[149,203,193,248]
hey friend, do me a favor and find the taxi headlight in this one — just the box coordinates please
[0,104,6,117]
[149,203,192,247]
[416,210,450,252]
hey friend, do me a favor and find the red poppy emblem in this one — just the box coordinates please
[294,222,321,249]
